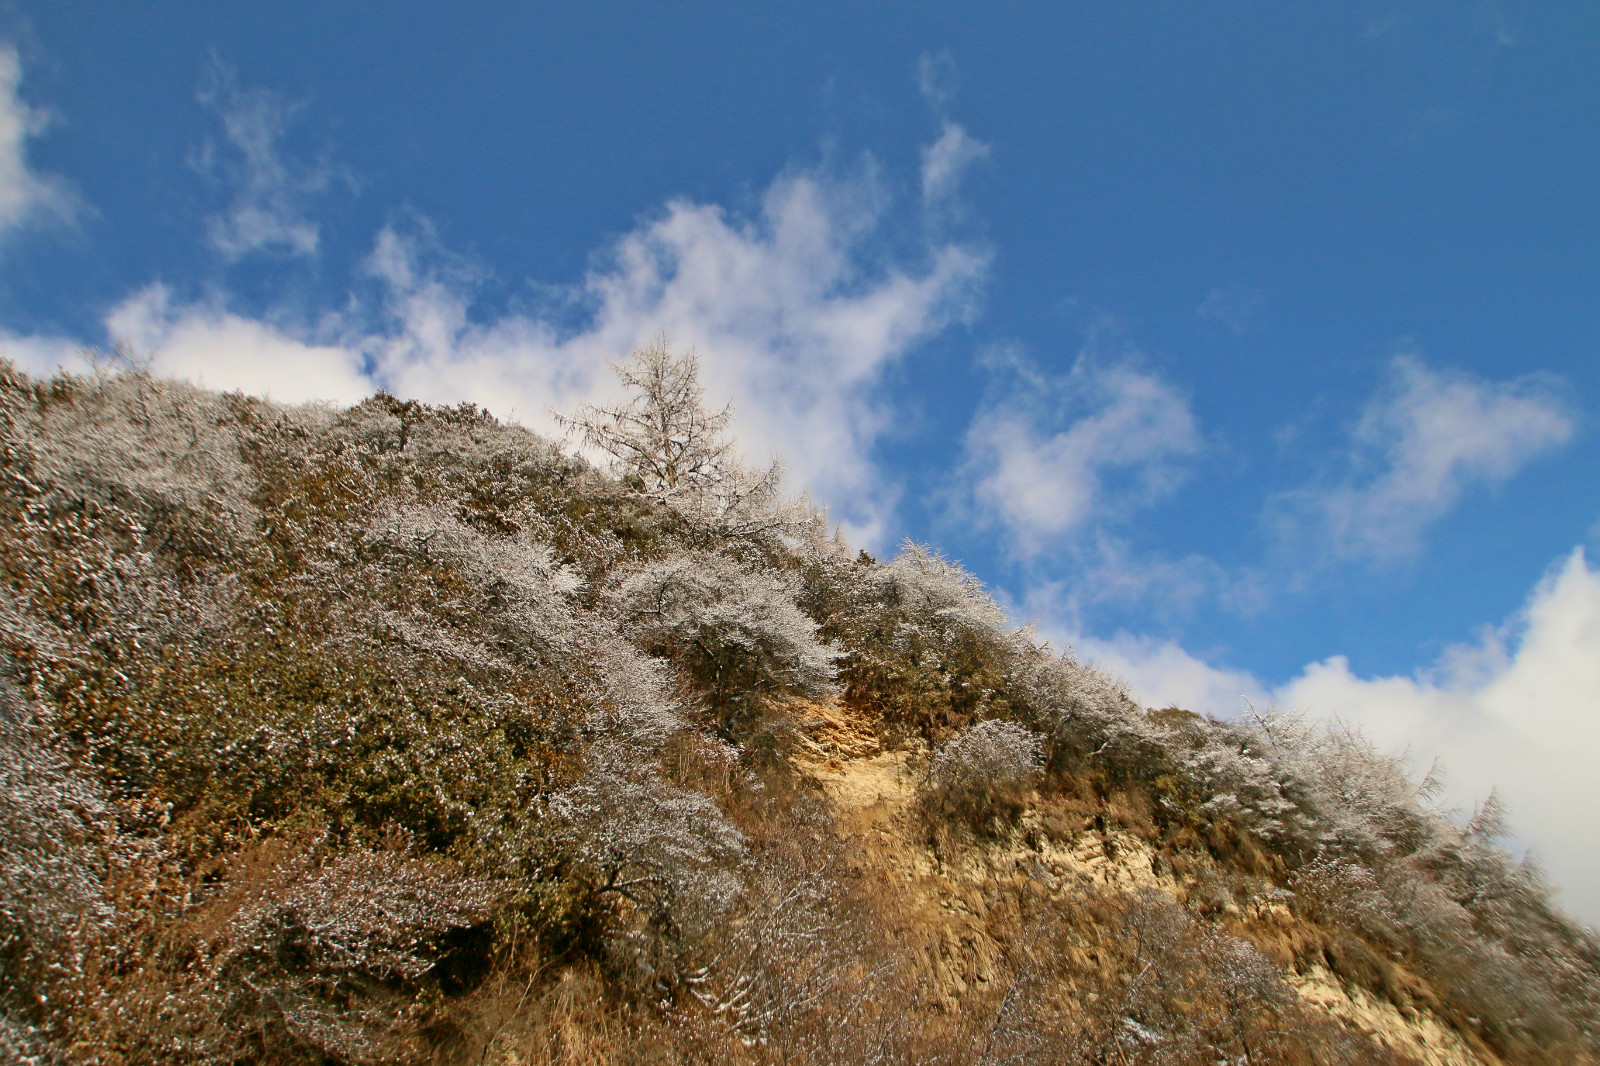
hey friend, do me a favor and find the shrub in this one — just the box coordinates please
[920,719,1044,835]
[614,549,837,739]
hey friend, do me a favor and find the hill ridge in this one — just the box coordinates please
[1,344,1595,1065]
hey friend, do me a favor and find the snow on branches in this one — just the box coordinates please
[615,549,837,738]
[561,340,812,547]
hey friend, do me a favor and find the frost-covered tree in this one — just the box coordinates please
[561,339,811,547]
[562,339,734,502]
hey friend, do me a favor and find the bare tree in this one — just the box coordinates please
[560,339,812,546]
[561,338,735,504]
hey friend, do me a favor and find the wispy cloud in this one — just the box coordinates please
[0,44,77,242]
[916,50,989,207]
[921,122,988,204]
[1009,540,1231,642]
[1479,1,1518,47]
[1363,4,1514,48]
[192,54,336,261]
[1271,353,1575,562]
[1197,285,1265,335]
[917,50,959,111]
[964,341,1201,556]
[105,142,987,546]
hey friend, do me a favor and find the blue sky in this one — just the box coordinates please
[3,3,1598,919]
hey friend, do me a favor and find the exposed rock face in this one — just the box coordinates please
[804,729,1498,1065]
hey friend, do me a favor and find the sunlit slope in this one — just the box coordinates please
[2,346,1595,1065]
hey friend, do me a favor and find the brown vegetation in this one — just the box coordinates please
[2,346,1596,1064]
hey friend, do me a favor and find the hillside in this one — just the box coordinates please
[2,343,1597,1065]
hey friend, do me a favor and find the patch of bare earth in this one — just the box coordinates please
[794,708,1495,1065]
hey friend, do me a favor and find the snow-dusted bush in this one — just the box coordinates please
[6,359,263,553]
[1000,640,1136,757]
[0,679,111,1051]
[550,745,745,944]
[616,549,836,737]
[78,837,495,1066]
[803,540,1020,736]
[685,830,868,1050]
[874,542,1010,641]
[921,719,1044,833]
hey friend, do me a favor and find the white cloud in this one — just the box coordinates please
[1281,548,1600,921]
[0,44,76,241]
[1042,548,1600,924]
[86,148,984,546]
[966,349,1201,554]
[107,283,370,404]
[915,51,988,207]
[193,55,333,260]
[921,122,988,203]
[367,164,986,544]
[1076,631,1268,718]
[0,331,88,378]
[1274,354,1575,561]
[1011,538,1234,638]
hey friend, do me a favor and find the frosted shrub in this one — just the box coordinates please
[81,839,496,1066]
[875,542,1010,642]
[805,540,1020,736]
[921,719,1044,833]
[550,745,746,943]
[0,680,111,1049]
[615,549,837,738]
[1001,642,1136,760]
[15,362,263,551]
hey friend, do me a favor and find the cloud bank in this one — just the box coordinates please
[102,150,986,544]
